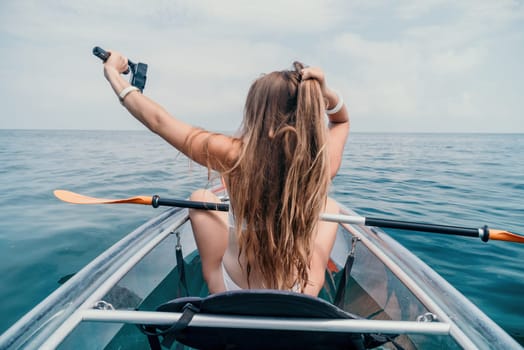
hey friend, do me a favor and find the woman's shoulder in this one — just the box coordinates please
[185,130,242,171]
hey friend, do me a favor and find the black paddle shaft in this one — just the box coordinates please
[143,194,490,241]
[152,195,229,211]
[365,217,488,240]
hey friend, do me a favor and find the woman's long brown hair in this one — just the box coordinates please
[224,62,330,290]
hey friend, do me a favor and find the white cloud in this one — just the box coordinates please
[395,0,451,19]
[429,47,485,74]
[177,0,343,33]
[327,0,524,132]
[0,0,523,132]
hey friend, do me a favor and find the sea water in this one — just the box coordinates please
[0,130,523,344]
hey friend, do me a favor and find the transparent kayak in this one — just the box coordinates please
[0,189,521,350]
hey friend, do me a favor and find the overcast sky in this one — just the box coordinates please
[1,0,523,133]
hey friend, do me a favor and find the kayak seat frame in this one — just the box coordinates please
[140,290,399,350]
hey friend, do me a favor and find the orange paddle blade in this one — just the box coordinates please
[489,229,524,244]
[54,190,152,205]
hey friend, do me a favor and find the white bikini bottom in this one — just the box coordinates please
[222,262,242,291]
[221,262,300,292]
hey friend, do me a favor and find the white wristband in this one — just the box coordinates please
[326,90,344,115]
[118,86,140,103]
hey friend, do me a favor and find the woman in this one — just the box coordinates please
[103,52,349,297]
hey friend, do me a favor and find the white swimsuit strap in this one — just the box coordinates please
[222,262,242,291]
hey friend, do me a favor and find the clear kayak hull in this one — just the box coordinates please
[1,191,521,349]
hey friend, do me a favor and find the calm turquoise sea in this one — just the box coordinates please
[0,130,523,344]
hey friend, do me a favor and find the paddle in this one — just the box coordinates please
[53,190,229,211]
[320,214,524,244]
[54,190,524,244]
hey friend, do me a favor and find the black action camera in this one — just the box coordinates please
[92,46,148,92]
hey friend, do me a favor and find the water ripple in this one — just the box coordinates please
[1,130,523,344]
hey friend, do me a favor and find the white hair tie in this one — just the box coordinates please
[326,90,344,115]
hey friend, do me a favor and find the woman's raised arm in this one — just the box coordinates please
[325,90,349,179]
[103,51,238,171]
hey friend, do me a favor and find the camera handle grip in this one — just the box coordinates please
[92,46,130,75]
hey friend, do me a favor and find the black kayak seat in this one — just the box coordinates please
[141,289,395,350]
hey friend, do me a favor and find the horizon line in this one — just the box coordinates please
[1,128,523,135]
